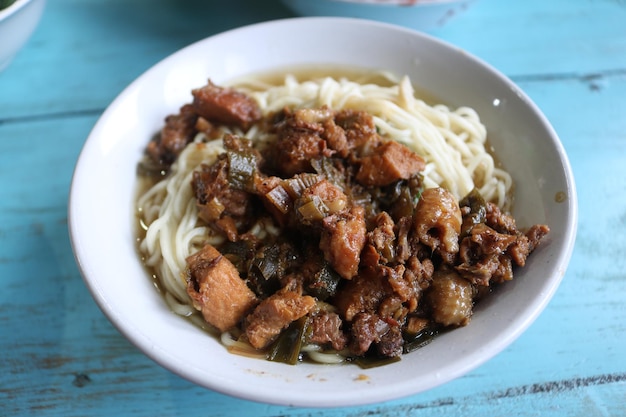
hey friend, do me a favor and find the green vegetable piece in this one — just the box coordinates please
[402,327,439,354]
[353,355,402,369]
[311,157,346,189]
[220,240,255,273]
[265,185,292,214]
[306,261,341,301]
[248,242,298,298]
[459,188,487,238]
[382,174,424,221]
[227,149,257,191]
[283,174,320,199]
[267,316,309,365]
[296,195,328,224]
[248,245,281,297]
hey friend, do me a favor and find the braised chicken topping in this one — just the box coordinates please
[144,80,550,364]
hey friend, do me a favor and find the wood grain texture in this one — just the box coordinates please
[1,0,625,415]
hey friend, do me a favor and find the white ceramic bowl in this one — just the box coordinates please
[281,0,474,31]
[69,17,577,408]
[0,0,46,71]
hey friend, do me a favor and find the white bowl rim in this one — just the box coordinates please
[69,16,578,407]
[0,0,32,19]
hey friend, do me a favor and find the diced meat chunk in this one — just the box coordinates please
[348,312,402,357]
[394,215,414,264]
[349,313,389,356]
[426,268,473,327]
[319,206,367,280]
[381,264,414,306]
[289,107,334,128]
[192,157,250,219]
[465,223,518,256]
[299,178,348,218]
[367,212,396,263]
[186,244,258,332]
[269,107,335,177]
[192,80,262,130]
[456,221,549,286]
[377,295,405,321]
[456,250,508,286]
[308,311,348,351]
[414,187,462,264]
[275,130,331,177]
[376,324,404,358]
[509,224,550,267]
[321,118,349,157]
[303,179,347,208]
[244,289,316,349]
[192,156,251,239]
[399,257,434,312]
[334,268,391,321]
[356,141,425,187]
[525,224,550,249]
[146,104,198,166]
[334,109,381,155]
[222,133,260,155]
[485,201,517,234]
[406,256,435,289]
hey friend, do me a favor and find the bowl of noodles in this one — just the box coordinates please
[69,17,577,407]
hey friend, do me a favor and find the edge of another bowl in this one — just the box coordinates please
[0,0,46,72]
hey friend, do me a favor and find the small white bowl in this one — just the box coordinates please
[69,17,577,407]
[280,0,475,31]
[0,0,45,71]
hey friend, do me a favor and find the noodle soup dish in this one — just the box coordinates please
[69,17,577,407]
[136,70,549,367]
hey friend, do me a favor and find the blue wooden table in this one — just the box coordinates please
[1,0,625,415]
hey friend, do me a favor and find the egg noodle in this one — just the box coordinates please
[136,72,513,358]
